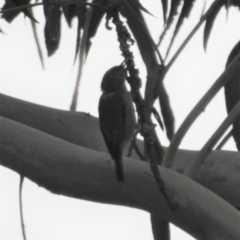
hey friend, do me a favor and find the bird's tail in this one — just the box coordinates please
[115,159,125,182]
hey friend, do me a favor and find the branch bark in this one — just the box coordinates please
[1,115,240,240]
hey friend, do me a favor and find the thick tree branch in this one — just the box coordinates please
[0,116,240,240]
[0,93,239,210]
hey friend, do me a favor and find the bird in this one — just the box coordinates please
[98,64,136,182]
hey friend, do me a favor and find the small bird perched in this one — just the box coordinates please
[98,64,136,182]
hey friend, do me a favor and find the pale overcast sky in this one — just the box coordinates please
[0,0,239,239]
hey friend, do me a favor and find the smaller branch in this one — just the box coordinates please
[30,10,45,70]
[163,51,240,168]
[216,129,233,150]
[0,3,42,14]
[19,176,27,240]
[185,100,240,177]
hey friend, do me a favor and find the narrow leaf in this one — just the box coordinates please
[158,0,182,46]
[168,0,182,21]
[71,0,106,109]
[2,0,19,23]
[73,4,87,64]
[70,5,94,111]
[128,0,154,17]
[158,82,175,141]
[61,3,77,27]
[203,0,224,50]
[11,0,38,23]
[161,0,168,24]
[152,107,164,130]
[44,11,61,56]
[166,0,195,59]
[30,9,45,69]
[1,0,37,23]
[225,0,231,18]
[43,0,61,41]
[85,0,106,58]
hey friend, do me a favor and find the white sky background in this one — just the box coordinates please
[0,0,239,239]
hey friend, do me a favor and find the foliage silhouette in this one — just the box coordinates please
[0,1,239,240]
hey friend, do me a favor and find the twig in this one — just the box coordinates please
[184,100,240,177]
[132,138,145,160]
[30,10,45,70]
[19,176,27,240]
[0,3,43,14]
[216,129,233,150]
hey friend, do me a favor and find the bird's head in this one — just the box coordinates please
[101,65,127,92]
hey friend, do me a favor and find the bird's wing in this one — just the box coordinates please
[99,92,126,160]
[122,91,136,156]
